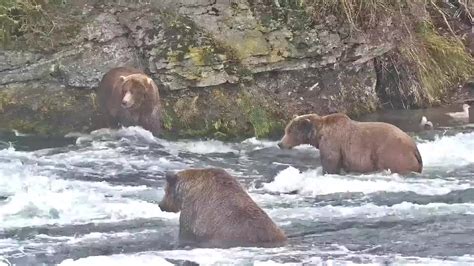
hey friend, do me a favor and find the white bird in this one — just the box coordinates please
[446,104,470,121]
[419,116,433,130]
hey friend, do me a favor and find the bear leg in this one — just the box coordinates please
[319,139,342,174]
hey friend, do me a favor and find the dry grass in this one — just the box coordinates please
[302,0,407,30]
[401,20,474,103]
[0,0,61,46]
[300,0,473,104]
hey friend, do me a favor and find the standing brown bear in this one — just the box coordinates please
[278,113,423,174]
[159,168,287,248]
[97,67,161,136]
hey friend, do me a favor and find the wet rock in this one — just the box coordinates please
[254,61,378,116]
[0,0,471,137]
[0,81,98,135]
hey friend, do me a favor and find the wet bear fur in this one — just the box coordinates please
[278,113,423,174]
[97,67,161,135]
[158,168,287,248]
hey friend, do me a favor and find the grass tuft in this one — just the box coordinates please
[401,21,474,103]
[302,0,407,30]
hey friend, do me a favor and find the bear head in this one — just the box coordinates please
[119,74,154,110]
[278,114,321,149]
[158,168,234,213]
[159,171,182,213]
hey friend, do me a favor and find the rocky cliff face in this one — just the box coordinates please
[0,0,472,139]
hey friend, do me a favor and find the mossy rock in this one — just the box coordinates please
[0,83,98,136]
[159,86,285,140]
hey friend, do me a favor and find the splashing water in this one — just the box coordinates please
[0,126,473,265]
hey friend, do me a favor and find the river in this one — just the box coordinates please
[0,108,473,265]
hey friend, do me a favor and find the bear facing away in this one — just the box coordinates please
[278,113,423,174]
[158,168,287,248]
[97,67,161,136]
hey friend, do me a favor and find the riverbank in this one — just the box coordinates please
[0,0,473,139]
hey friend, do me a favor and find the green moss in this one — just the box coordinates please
[0,85,98,136]
[160,12,202,61]
[188,46,219,66]
[238,91,281,138]
[0,92,14,113]
[167,50,186,64]
[161,110,174,131]
[159,88,285,140]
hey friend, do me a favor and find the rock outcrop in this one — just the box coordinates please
[0,0,472,138]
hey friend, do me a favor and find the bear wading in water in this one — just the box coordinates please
[158,168,287,248]
[97,67,161,136]
[278,113,423,175]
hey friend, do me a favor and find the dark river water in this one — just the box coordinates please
[0,107,473,266]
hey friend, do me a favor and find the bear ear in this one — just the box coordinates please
[146,77,153,86]
[165,171,178,185]
[119,75,127,83]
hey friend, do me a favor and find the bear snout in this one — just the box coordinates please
[158,200,170,212]
[158,201,165,211]
[121,92,134,108]
[277,138,292,149]
[158,199,180,213]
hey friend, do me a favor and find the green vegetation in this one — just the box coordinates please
[284,0,409,30]
[238,91,278,138]
[302,0,473,104]
[0,0,77,49]
[1,0,472,138]
[159,88,285,140]
[1,0,52,44]
[401,21,474,103]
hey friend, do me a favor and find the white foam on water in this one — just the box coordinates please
[72,247,474,266]
[303,254,474,266]
[153,247,286,265]
[241,138,316,153]
[158,139,239,155]
[71,126,241,155]
[0,159,178,228]
[58,254,173,266]
[0,239,20,255]
[65,229,159,245]
[267,202,474,222]
[153,245,355,265]
[0,230,164,259]
[1,126,474,264]
[3,131,188,182]
[241,137,278,150]
[418,132,474,168]
[0,257,10,266]
[262,167,471,196]
[254,261,300,266]
[33,145,186,178]
[75,126,158,145]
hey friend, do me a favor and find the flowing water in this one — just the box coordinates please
[0,109,474,266]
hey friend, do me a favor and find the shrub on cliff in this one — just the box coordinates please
[302,0,474,107]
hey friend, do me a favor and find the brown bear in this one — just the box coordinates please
[278,113,423,174]
[97,67,161,136]
[158,168,287,248]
